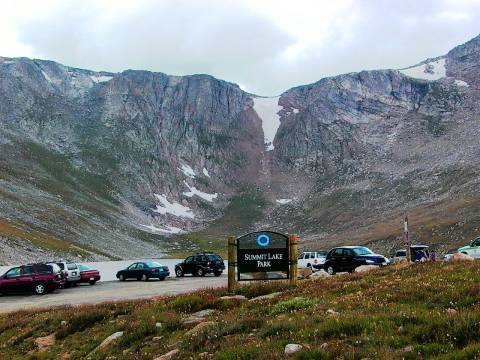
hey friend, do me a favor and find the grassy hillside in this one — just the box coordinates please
[1,261,480,359]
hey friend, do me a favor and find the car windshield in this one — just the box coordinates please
[317,251,327,257]
[206,255,222,261]
[67,264,77,270]
[78,264,91,271]
[353,247,373,255]
[145,261,162,268]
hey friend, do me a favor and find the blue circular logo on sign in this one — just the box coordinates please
[256,234,270,247]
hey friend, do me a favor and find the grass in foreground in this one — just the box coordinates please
[0,262,479,359]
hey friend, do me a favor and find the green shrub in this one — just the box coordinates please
[167,295,208,313]
[271,297,317,315]
[258,321,296,338]
[213,345,262,360]
[56,309,109,339]
[294,350,329,360]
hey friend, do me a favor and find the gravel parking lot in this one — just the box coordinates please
[0,274,227,314]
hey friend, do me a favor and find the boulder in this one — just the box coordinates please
[155,322,163,328]
[299,267,313,279]
[153,349,179,360]
[284,344,303,355]
[249,292,283,302]
[96,331,123,351]
[35,333,55,351]
[448,253,474,262]
[310,270,329,277]
[446,308,458,316]
[192,309,216,318]
[219,295,247,301]
[355,265,379,273]
[185,321,217,337]
[182,316,205,329]
[326,309,339,316]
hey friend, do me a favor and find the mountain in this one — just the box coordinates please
[1,34,479,263]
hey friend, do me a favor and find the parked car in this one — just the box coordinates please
[0,263,62,295]
[323,246,389,275]
[45,263,66,287]
[48,261,81,287]
[458,236,480,259]
[175,252,225,277]
[298,251,327,270]
[392,245,430,263]
[116,261,169,281]
[78,264,101,285]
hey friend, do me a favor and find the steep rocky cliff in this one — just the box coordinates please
[1,34,479,262]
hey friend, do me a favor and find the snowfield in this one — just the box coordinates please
[203,168,210,178]
[183,181,218,202]
[153,194,194,218]
[276,198,292,205]
[180,164,196,178]
[253,96,282,151]
[139,224,184,234]
[399,58,446,81]
[90,75,113,83]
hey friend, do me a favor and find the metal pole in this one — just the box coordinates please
[289,234,299,287]
[228,236,236,293]
[404,215,411,262]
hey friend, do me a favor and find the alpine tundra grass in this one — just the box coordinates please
[0,261,479,359]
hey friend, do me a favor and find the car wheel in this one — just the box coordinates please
[326,265,336,275]
[307,263,311,268]
[175,267,184,277]
[119,274,125,281]
[64,282,71,288]
[89,281,96,285]
[72,282,78,287]
[141,274,149,281]
[159,277,166,281]
[34,283,47,295]
[196,267,205,277]
[214,271,222,277]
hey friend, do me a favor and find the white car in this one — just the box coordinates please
[298,251,327,270]
[49,261,81,287]
[458,237,480,259]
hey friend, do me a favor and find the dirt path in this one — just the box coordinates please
[0,275,227,314]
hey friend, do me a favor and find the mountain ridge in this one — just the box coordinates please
[1,33,480,263]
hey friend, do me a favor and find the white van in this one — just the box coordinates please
[298,251,327,270]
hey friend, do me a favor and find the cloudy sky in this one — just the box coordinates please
[1,0,479,95]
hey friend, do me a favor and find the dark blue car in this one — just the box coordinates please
[116,261,170,281]
[323,246,389,275]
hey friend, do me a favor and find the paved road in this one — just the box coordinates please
[0,275,227,314]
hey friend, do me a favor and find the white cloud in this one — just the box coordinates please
[1,0,480,95]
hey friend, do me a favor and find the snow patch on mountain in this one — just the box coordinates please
[153,194,194,218]
[180,164,196,178]
[253,96,282,151]
[399,58,446,81]
[203,168,210,178]
[276,199,292,205]
[90,75,113,83]
[183,182,218,202]
[454,79,469,87]
[140,224,184,234]
[41,70,52,83]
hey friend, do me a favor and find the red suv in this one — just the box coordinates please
[0,263,62,295]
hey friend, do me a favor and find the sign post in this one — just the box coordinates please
[289,234,298,287]
[228,236,236,292]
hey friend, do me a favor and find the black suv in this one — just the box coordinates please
[323,246,389,275]
[175,252,225,277]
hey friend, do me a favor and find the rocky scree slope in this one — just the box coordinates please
[1,34,480,261]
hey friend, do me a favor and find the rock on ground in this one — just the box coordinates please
[185,321,217,337]
[355,265,379,273]
[448,253,474,261]
[35,333,55,351]
[299,267,313,279]
[285,344,303,355]
[249,292,283,302]
[219,295,247,301]
[153,349,179,360]
[96,331,124,351]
